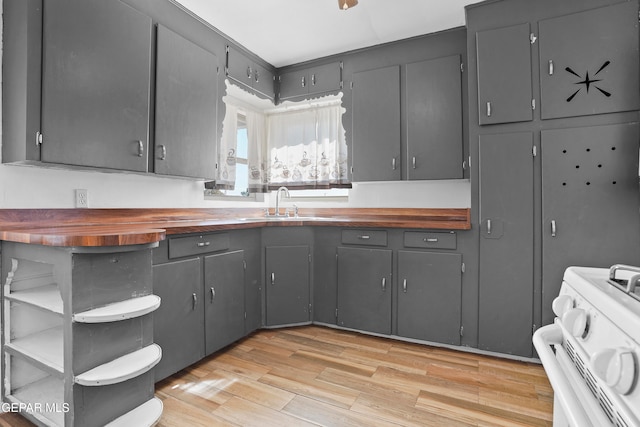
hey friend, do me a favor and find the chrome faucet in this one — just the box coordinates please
[275,186,290,216]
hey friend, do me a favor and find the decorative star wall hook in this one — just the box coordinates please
[565,61,611,102]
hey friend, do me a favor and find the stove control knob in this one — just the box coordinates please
[591,348,636,395]
[562,308,588,338]
[552,295,574,317]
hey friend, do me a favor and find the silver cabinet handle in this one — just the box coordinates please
[392,158,397,170]
[210,287,216,303]
[487,219,492,235]
[358,235,370,240]
[424,238,438,243]
[381,277,386,292]
[271,272,275,285]
[412,156,417,169]
[548,60,554,76]
[254,69,260,83]
[137,140,144,157]
[159,144,166,160]
[551,220,557,237]
[311,73,316,86]
[35,131,43,147]
[486,102,492,117]
[192,293,197,310]
[301,76,306,87]
[402,279,407,293]
[196,241,210,247]
[246,66,252,79]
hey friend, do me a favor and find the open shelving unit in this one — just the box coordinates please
[1,242,163,426]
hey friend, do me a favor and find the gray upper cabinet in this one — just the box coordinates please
[406,55,463,179]
[337,246,392,335]
[155,25,218,180]
[478,131,534,357]
[278,62,342,102]
[476,23,533,125]
[204,250,245,355]
[538,2,640,120]
[265,245,310,326]
[397,251,462,345]
[41,0,152,171]
[226,46,275,100]
[351,65,401,182]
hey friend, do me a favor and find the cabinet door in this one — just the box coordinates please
[351,66,401,181]
[539,2,639,120]
[337,247,392,335]
[155,25,218,180]
[476,23,533,125]
[204,250,245,355]
[541,123,640,325]
[478,132,534,357]
[406,55,463,180]
[307,62,342,97]
[397,251,462,345]
[265,246,310,326]
[153,258,204,381]
[252,61,275,100]
[41,0,152,171]
[226,46,254,89]
[278,69,308,101]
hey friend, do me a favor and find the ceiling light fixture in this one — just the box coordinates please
[338,0,358,10]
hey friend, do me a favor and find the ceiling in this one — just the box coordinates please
[173,0,485,68]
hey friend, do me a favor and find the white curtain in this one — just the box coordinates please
[216,103,238,189]
[266,103,349,189]
[245,110,269,192]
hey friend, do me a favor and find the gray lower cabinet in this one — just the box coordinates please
[41,0,152,171]
[337,247,392,335]
[351,65,401,182]
[265,246,311,326]
[478,131,534,357]
[153,258,204,381]
[155,25,218,180]
[204,250,245,355]
[397,251,462,345]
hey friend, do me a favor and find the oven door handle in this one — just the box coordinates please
[533,323,594,427]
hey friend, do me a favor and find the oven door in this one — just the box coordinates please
[533,323,612,427]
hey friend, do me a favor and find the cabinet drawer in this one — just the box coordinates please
[341,229,387,247]
[169,233,229,258]
[404,231,456,250]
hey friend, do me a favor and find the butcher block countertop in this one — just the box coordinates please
[0,208,471,247]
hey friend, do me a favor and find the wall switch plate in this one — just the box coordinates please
[75,189,88,208]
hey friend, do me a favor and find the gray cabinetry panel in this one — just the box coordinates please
[155,25,218,180]
[337,247,392,334]
[404,231,456,250]
[226,46,275,100]
[541,123,640,325]
[351,66,401,182]
[476,23,533,125]
[341,229,388,247]
[538,2,640,120]
[406,55,463,179]
[279,62,342,102]
[265,245,310,326]
[478,132,534,357]
[169,233,229,259]
[41,0,152,171]
[397,251,462,345]
[204,250,245,355]
[153,257,204,381]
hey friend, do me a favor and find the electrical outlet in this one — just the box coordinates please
[75,189,88,208]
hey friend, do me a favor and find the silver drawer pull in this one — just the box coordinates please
[271,272,275,286]
[551,220,557,237]
[196,242,211,247]
[403,279,407,293]
[192,293,197,310]
[159,144,167,160]
[392,158,397,170]
[412,156,417,169]
[137,140,144,157]
[486,101,492,117]
[548,59,554,76]
[210,287,216,303]
[487,219,492,235]
[381,277,386,291]
[358,235,370,240]
[424,238,438,243]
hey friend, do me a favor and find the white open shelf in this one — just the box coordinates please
[6,326,63,373]
[72,295,161,323]
[6,284,63,314]
[8,375,65,427]
[105,397,163,427]
[75,343,162,386]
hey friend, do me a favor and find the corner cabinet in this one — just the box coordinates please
[226,46,275,100]
[40,0,152,171]
[155,25,218,180]
[1,242,163,427]
[278,62,343,102]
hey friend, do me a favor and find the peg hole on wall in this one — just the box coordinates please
[613,181,617,185]
[562,149,567,154]
[586,182,591,186]
[598,164,602,168]
[575,165,580,168]
[562,182,567,186]
[612,146,616,150]
[586,148,591,152]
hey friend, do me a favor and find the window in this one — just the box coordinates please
[217,113,250,197]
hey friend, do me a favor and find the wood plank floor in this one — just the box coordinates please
[0,325,553,426]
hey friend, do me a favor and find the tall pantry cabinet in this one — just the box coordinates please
[467,0,640,357]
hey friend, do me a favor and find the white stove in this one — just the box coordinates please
[533,265,640,427]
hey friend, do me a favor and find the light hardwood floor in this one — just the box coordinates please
[0,325,553,427]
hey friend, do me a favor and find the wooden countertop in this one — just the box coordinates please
[0,208,471,247]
